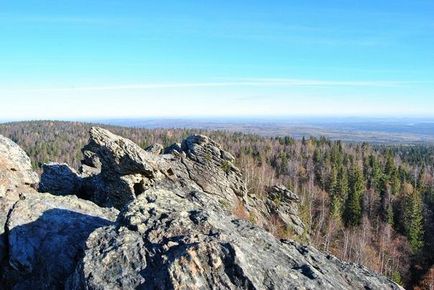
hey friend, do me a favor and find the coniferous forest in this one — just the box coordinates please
[1,121,433,289]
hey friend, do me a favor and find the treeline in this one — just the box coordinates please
[0,121,433,289]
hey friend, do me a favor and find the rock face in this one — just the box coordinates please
[77,127,164,209]
[0,130,402,289]
[66,188,399,290]
[4,193,118,289]
[0,135,39,263]
[59,128,247,211]
[39,162,82,196]
[265,185,307,237]
[0,135,118,290]
[0,135,39,192]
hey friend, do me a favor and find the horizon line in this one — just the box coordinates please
[2,115,434,124]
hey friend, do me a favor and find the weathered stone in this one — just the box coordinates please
[39,162,81,196]
[163,143,182,155]
[74,128,165,209]
[67,129,246,210]
[67,188,401,290]
[0,134,39,264]
[82,127,160,177]
[145,143,164,155]
[4,192,118,289]
[266,185,307,237]
[0,134,38,190]
[177,134,247,199]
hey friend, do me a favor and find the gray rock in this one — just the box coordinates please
[145,143,164,155]
[39,162,82,196]
[163,142,182,154]
[69,129,246,210]
[75,127,165,209]
[265,185,307,237]
[0,134,118,289]
[0,135,38,188]
[178,134,247,199]
[0,134,39,264]
[4,192,118,289]
[82,127,160,177]
[80,150,102,176]
[67,187,401,290]
[65,129,399,289]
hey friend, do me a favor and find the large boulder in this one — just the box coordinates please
[3,192,118,289]
[178,134,247,198]
[62,128,246,210]
[0,134,39,263]
[39,162,82,196]
[82,127,160,177]
[0,135,38,191]
[75,127,165,209]
[67,187,401,290]
[265,185,307,238]
[0,134,118,289]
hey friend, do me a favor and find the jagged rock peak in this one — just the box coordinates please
[181,134,236,163]
[41,127,247,210]
[267,184,300,203]
[82,127,159,177]
[144,143,164,155]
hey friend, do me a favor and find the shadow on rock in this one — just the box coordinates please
[2,208,114,290]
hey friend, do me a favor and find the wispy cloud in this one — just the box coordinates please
[0,15,114,25]
[3,78,425,93]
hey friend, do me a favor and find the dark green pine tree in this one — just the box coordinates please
[379,177,394,225]
[335,166,349,215]
[343,164,364,227]
[368,154,382,191]
[416,165,426,193]
[403,189,424,252]
[390,169,401,196]
[384,149,396,177]
[328,165,341,218]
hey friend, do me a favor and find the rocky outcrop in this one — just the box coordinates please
[0,130,402,289]
[145,143,164,155]
[76,127,165,208]
[0,134,39,263]
[0,135,38,191]
[264,185,307,237]
[0,134,118,289]
[178,134,247,199]
[4,193,118,289]
[61,128,246,211]
[66,187,400,290]
[39,163,82,196]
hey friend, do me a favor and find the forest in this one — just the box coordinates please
[0,120,433,290]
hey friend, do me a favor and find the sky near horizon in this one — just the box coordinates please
[1,1,434,120]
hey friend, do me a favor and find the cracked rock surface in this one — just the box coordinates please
[67,188,400,290]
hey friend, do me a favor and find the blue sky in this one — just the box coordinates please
[1,0,434,120]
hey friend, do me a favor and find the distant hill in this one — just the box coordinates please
[95,117,434,144]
